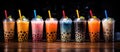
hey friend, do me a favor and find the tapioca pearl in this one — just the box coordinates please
[91,32,94,34]
[9,34,13,38]
[63,32,66,34]
[50,32,53,34]
[53,34,56,39]
[107,32,110,35]
[47,34,50,38]
[48,34,52,38]
[53,32,56,34]
[46,33,49,35]
[20,31,22,33]
[7,31,10,34]
[7,34,10,37]
[106,29,109,31]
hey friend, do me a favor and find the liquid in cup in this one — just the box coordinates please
[3,16,15,42]
[74,16,86,42]
[60,17,72,42]
[17,16,29,42]
[102,18,115,42]
[31,15,44,42]
[88,16,100,42]
[45,18,58,42]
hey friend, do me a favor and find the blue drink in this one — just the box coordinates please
[60,17,72,42]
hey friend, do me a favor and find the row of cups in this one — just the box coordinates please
[3,15,115,42]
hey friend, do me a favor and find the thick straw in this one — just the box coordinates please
[48,10,52,18]
[76,9,80,18]
[89,9,93,18]
[4,10,8,19]
[34,9,37,19]
[18,9,22,20]
[62,10,66,18]
[104,10,108,19]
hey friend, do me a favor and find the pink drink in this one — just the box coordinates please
[31,16,44,42]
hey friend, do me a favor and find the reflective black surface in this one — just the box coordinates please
[0,42,119,52]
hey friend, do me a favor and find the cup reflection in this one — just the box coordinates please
[46,43,58,52]
[32,43,44,52]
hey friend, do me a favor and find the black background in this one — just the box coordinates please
[0,0,119,42]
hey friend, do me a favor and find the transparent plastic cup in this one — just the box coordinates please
[88,16,100,42]
[17,16,29,42]
[31,16,44,42]
[45,18,58,42]
[60,17,72,42]
[3,16,15,42]
[102,17,115,42]
[74,16,86,42]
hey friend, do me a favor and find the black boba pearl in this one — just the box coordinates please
[8,32,10,34]
[63,32,65,34]
[46,33,49,35]
[20,31,22,33]
[91,32,93,34]
[67,33,69,35]
[49,34,51,36]
[50,32,53,34]
[53,32,55,34]
[22,34,24,36]
[11,32,14,34]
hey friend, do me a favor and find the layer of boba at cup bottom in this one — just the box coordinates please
[61,32,71,42]
[75,32,85,42]
[89,32,99,42]
[103,29,113,42]
[18,31,28,42]
[4,29,14,42]
[46,32,56,42]
[32,34,42,41]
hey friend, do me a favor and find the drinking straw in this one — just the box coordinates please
[76,9,80,18]
[18,9,22,20]
[62,10,66,18]
[48,10,52,19]
[89,9,93,18]
[104,10,108,19]
[34,9,37,19]
[4,10,8,19]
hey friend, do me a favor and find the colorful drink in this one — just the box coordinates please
[74,16,86,42]
[45,18,58,42]
[17,16,29,42]
[31,15,44,42]
[3,16,15,42]
[88,16,100,42]
[60,17,72,42]
[102,18,115,42]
